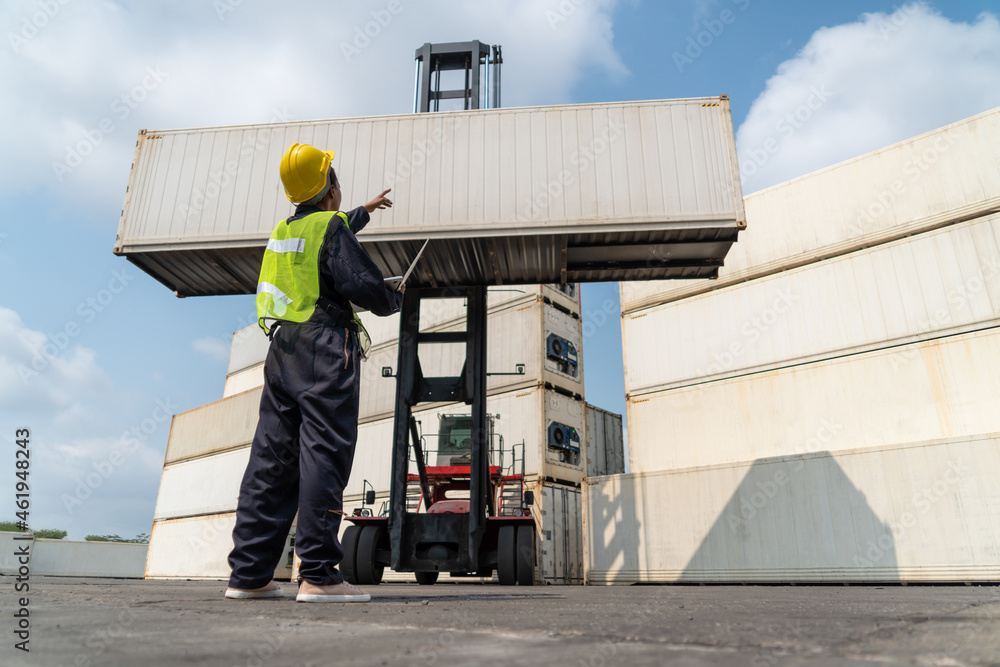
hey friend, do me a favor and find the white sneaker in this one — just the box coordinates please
[224,580,284,599]
[296,580,371,603]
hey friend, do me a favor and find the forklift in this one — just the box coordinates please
[340,287,536,586]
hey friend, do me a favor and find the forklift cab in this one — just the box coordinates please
[435,413,497,466]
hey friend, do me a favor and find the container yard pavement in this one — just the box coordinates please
[4,577,999,666]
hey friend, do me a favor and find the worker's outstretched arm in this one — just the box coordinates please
[345,190,393,234]
[323,208,402,317]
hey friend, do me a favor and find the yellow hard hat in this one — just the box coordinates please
[279,143,336,204]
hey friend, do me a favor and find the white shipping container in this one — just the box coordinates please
[223,365,264,398]
[360,283,582,349]
[627,326,1000,473]
[154,447,250,521]
[164,387,260,464]
[359,297,584,422]
[620,106,1000,314]
[349,384,589,496]
[222,298,584,417]
[531,482,583,584]
[222,285,582,397]
[152,384,587,532]
[623,212,1000,394]
[584,404,625,478]
[146,513,237,579]
[115,98,744,296]
[584,434,1000,583]
[227,325,270,377]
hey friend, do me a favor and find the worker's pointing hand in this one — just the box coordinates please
[365,189,393,213]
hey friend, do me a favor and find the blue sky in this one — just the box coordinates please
[1,0,999,539]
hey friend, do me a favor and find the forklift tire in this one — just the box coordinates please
[414,571,438,585]
[340,525,361,585]
[515,525,534,586]
[356,525,387,586]
[497,525,516,586]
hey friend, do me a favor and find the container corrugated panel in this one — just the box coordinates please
[154,448,250,520]
[164,388,261,464]
[358,298,584,422]
[145,513,237,579]
[532,482,583,584]
[223,365,264,398]
[620,105,1000,314]
[623,211,1000,394]
[584,434,1000,583]
[114,98,744,296]
[584,404,625,477]
[627,326,1000,473]
[226,325,270,376]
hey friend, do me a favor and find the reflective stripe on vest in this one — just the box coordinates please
[265,238,306,254]
[256,211,348,334]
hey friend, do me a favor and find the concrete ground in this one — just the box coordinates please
[3,577,999,666]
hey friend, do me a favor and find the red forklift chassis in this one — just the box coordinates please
[343,464,535,586]
[342,286,536,586]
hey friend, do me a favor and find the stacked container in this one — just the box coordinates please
[586,106,1000,584]
[147,283,625,584]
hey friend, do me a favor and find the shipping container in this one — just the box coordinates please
[627,326,1000,474]
[620,105,1000,314]
[358,297,584,422]
[223,365,263,399]
[222,285,582,399]
[584,404,625,477]
[360,283,582,349]
[154,447,250,521]
[146,513,295,580]
[218,297,585,417]
[114,97,744,296]
[348,384,589,494]
[226,324,270,377]
[150,382,587,532]
[223,284,581,384]
[531,481,584,584]
[145,513,237,579]
[623,212,1000,394]
[584,434,1000,584]
[164,387,260,464]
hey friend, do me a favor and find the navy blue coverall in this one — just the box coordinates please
[228,205,403,588]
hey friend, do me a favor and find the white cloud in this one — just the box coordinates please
[0,306,110,410]
[0,306,165,539]
[192,336,230,363]
[1,0,628,215]
[736,3,1000,193]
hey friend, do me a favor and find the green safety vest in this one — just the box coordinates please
[256,210,370,357]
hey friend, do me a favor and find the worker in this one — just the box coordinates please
[225,143,402,603]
